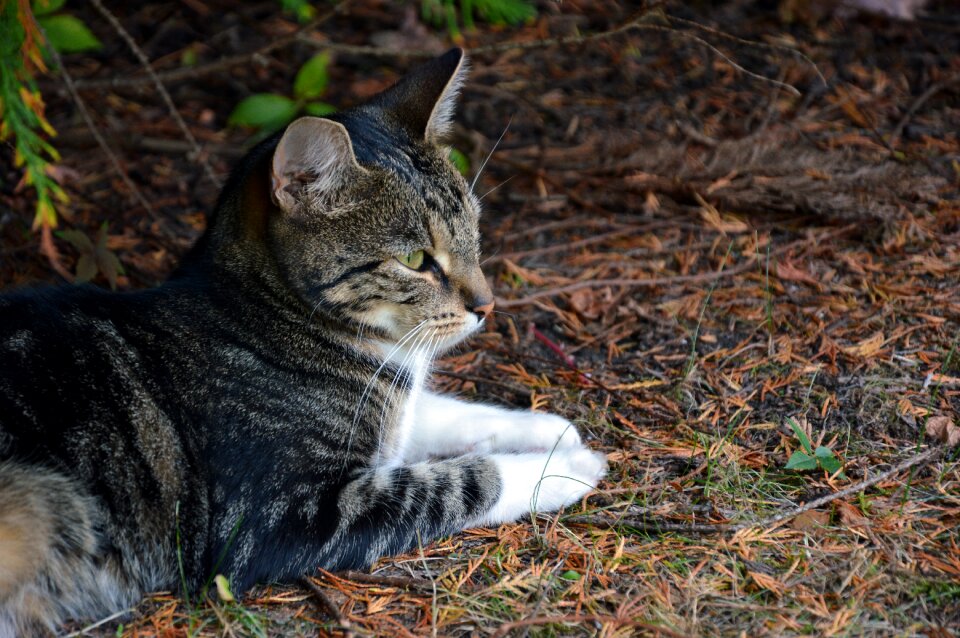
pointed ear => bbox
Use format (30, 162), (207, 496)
(372, 47), (467, 143)
(271, 117), (363, 213)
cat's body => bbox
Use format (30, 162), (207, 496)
(0, 49), (605, 636)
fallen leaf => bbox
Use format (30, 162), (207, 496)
(926, 415), (960, 447)
(791, 510), (829, 532)
(836, 500), (869, 528)
(843, 331), (885, 358)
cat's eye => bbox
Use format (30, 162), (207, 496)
(396, 250), (425, 270)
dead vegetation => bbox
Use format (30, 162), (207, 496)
(1, 0), (957, 636)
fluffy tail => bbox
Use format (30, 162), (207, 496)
(0, 462), (130, 637)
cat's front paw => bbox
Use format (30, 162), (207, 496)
(471, 448), (608, 526)
(473, 411), (583, 455)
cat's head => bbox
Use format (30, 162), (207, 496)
(266, 48), (492, 356)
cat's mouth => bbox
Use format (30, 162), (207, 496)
(373, 312), (483, 364)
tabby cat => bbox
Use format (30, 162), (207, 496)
(0, 48), (606, 635)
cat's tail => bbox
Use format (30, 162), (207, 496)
(0, 461), (128, 637)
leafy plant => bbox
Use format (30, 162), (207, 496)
(56, 224), (125, 289)
(421, 0), (536, 41)
(33, 0), (102, 54)
(280, 0), (316, 23)
(228, 52), (335, 134)
(448, 147), (470, 175)
(784, 417), (845, 477)
(0, 0), (101, 236)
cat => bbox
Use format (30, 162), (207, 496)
(0, 48), (606, 636)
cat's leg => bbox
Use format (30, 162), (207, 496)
(403, 392), (585, 462)
(227, 448), (606, 589)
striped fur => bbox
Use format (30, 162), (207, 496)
(0, 48), (604, 635)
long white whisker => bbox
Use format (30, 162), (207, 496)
(374, 327), (434, 465)
(479, 175), (515, 201)
(470, 116), (512, 192)
(348, 321), (427, 457)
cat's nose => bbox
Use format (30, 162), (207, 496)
(467, 298), (495, 322)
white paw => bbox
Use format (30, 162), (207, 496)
(472, 411), (583, 455)
(469, 448), (607, 527)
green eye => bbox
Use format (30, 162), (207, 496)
(396, 250), (425, 270)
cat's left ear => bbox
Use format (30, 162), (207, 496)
(372, 47), (467, 143)
(271, 117), (363, 213)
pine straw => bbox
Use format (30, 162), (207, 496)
(33, 1), (960, 636)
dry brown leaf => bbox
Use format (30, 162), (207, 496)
(843, 331), (885, 358)
(776, 258), (821, 287)
(791, 510), (829, 532)
(836, 500), (869, 528)
(925, 415), (960, 447)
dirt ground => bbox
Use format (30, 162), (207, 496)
(2, 0), (959, 636)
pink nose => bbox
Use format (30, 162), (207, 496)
(469, 299), (494, 321)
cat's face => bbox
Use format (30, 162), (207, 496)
(267, 49), (493, 355)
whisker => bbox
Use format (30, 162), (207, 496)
(348, 321), (427, 458)
(479, 175), (515, 201)
(470, 115), (512, 192)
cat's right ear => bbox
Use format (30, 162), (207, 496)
(271, 117), (363, 213)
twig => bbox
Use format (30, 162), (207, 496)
(741, 446), (942, 532)
(88, 0), (221, 188)
(568, 446), (943, 537)
(63, 607), (135, 637)
(565, 514), (730, 535)
(71, 1), (352, 91)
(666, 14), (827, 87)
(890, 72), (960, 144)
(491, 613), (688, 638)
(298, 11), (802, 95)
(496, 225), (856, 308)
(41, 27), (157, 222)
(336, 569), (435, 592)
(301, 575), (354, 638)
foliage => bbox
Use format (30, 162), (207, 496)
(56, 224), (125, 289)
(448, 147), (470, 175)
(0, 0), (101, 232)
(421, 0), (536, 41)
(784, 417), (845, 477)
(228, 52), (335, 135)
(279, 0), (315, 23)
(34, 0), (102, 54)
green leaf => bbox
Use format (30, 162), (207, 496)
(294, 52), (331, 100)
(559, 570), (580, 581)
(474, 0), (536, 26)
(785, 451), (818, 471)
(75, 253), (97, 283)
(32, 0), (67, 16)
(214, 574), (235, 602)
(448, 147), (470, 175)
(814, 446), (843, 475)
(55, 229), (93, 252)
(39, 15), (102, 53)
(303, 101), (336, 117)
(786, 417), (813, 454)
(228, 94), (298, 130)
(94, 224), (124, 290)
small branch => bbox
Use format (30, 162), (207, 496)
(496, 225), (856, 308)
(567, 446), (944, 537)
(70, 1), (352, 91)
(565, 514), (730, 535)
(336, 569), (435, 592)
(491, 613), (688, 638)
(301, 575), (354, 638)
(740, 446), (942, 532)
(42, 29), (157, 222)
(890, 72), (960, 145)
(88, 0), (221, 188)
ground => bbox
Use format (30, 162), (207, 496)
(1, 0), (959, 636)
